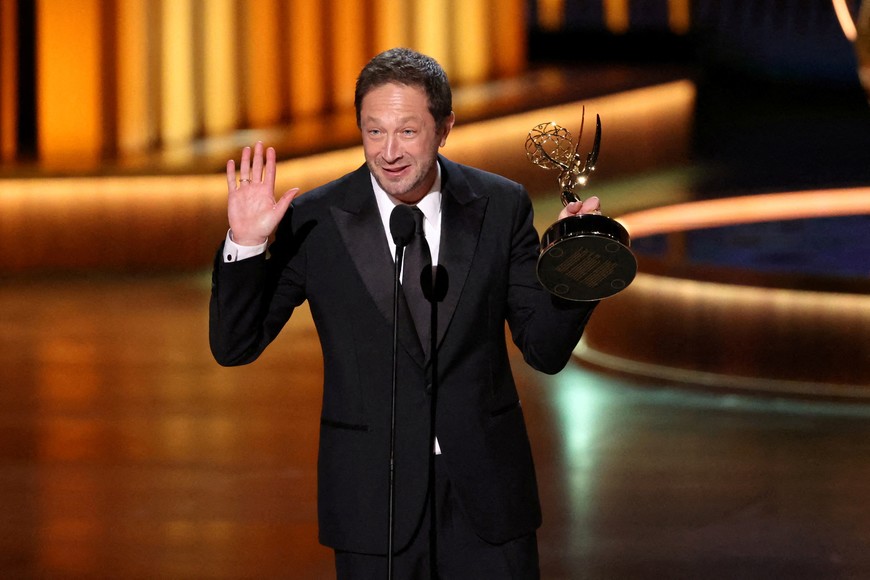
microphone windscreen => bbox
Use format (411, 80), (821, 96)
(389, 204), (416, 247)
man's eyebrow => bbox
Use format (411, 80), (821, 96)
(363, 114), (424, 125)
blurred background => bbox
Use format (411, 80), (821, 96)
(1, 1), (869, 578)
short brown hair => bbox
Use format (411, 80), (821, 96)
(354, 48), (453, 129)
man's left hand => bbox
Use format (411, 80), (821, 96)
(558, 196), (601, 220)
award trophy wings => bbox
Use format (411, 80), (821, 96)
(526, 109), (637, 301)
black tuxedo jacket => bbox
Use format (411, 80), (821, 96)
(210, 155), (596, 554)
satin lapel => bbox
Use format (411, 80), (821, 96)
(435, 158), (488, 351)
(330, 168), (425, 365)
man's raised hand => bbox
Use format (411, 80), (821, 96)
(226, 142), (299, 246)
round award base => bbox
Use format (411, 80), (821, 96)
(537, 214), (637, 301)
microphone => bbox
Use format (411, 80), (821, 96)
(389, 204), (416, 248)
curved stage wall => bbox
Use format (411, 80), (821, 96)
(577, 189), (870, 398)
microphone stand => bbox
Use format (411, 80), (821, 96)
(424, 264), (444, 579)
(387, 204), (414, 580)
(388, 241), (404, 580)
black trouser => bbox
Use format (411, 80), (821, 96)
(334, 456), (540, 580)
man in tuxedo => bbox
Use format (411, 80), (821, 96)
(210, 48), (601, 579)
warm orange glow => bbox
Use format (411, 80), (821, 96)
(492, 0), (527, 78)
(1, 0), (17, 160)
(287, 0), (327, 118)
(603, 0), (630, 34)
(37, 0), (104, 161)
(667, 0), (692, 34)
(14, 0), (531, 165)
(117, 0), (156, 154)
(372, 0), (411, 53)
(537, 0), (565, 31)
(451, 0), (489, 85)
(618, 188), (870, 238)
(414, 0), (451, 72)
(244, 0), (283, 127)
(160, 0), (197, 146)
(203, 0), (240, 135)
(331, 0), (368, 110)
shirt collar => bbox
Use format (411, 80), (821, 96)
(370, 162), (442, 228)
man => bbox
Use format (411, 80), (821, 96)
(210, 48), (600, 579)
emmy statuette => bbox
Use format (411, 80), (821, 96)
(526, 110), (637, 301)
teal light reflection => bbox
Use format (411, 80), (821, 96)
(545, 363), (617, 532)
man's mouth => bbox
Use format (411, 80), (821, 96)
(381, 165), (409, 177)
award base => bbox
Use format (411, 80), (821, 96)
(537, 214), (637, 301)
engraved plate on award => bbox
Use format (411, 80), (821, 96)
(526, 110), (637, 301)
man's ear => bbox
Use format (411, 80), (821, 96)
(439, 112), (456, 147)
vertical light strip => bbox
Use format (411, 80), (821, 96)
(287, 0), (327, 118)
(330, 0), (367, 110)
(667, 0), (691, 34)
(537, 0), (565, 31)
(413, 0), (451, 72)
(37, 0), (103, 161)
(201, 0), (238, 135)
(371, 0), (410, 53)
(603, 0), (630, 34)
(117, 0), (156, 154)
(452, 0), (489, 85)
(0, 0), (17, 160)
(492, 0), (527, 78)
(161, 0), (196, 146)
(243, 0), (283, 127)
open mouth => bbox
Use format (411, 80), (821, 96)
(382, 165), (409, 177)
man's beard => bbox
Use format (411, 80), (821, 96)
(369, 158), (436, 202)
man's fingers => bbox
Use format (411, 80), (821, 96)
(276, 188), (300, 213)
(239, 146), (252, 182)
(252, 142), (265, 183)
(581, 196), (601, 214)
(226, 160), (237, 191)
(264, 146), (277, 186)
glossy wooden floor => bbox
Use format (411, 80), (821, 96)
(2, 272), (870, 579)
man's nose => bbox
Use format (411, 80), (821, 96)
(383, 135), (402, 162)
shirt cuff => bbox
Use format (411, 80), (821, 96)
(223, 230), (268, 263)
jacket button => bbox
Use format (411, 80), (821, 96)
(425, 382), (433, 394)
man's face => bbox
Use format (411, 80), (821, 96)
(360, 83), (454, 205)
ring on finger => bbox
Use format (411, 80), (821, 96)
(240, 178), (252, 183)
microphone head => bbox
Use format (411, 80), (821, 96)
(389, 204), (416, 247)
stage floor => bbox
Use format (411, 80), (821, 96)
(1, 272), (869, 579)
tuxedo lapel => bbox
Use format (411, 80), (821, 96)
(436, 157), (488, 351)
(330, 166), (426, 365)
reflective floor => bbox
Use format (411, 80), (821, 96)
(2, 273), (870, 579)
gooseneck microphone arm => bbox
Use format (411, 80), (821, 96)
(387, 204), (415, 580)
